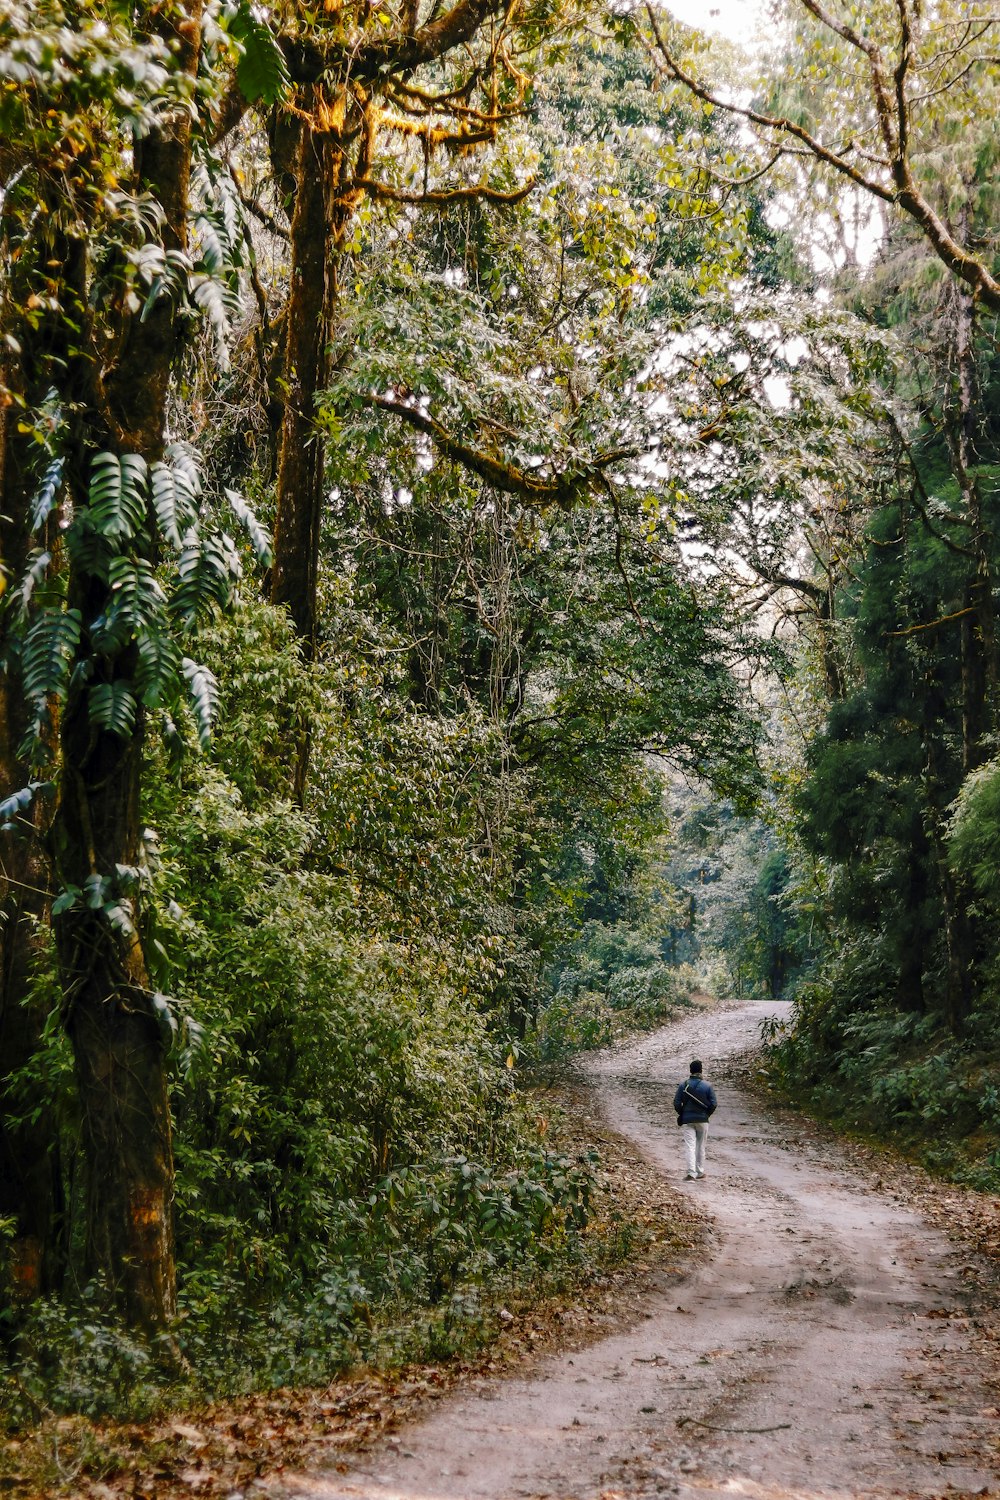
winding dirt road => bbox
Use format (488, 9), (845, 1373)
(268, 1001), (999, 1500)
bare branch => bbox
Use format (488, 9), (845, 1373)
(356, 175), (535, 206)
(227, 162), (290, 241)
(644, 1), (1000, 312)
(385, 75), (524, 123)
(366, 394), (641, 507)
(644, 3), (899, 204)
(887, 605), (977, 636)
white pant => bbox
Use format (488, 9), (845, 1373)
(681, 1121), (708, 1176)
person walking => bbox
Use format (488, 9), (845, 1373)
(674, 1059), (716, 1180)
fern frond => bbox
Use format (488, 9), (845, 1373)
(135, 628), (182, 708)
(88, 680), (138, 738)
(22, 608), (82, 704)
(164, 442), (203, 496)
(229, 7), (290, 106)
(158, 708), (186, 762)
(140, 246), (194, 321)
(170, 532), (240, 627)
(0, 781), (49, 831)
(30, 456), (64, 532)
(181, 657), (218, 749)
(14, 549), (54, 614)
(90, 557), (169, 654)
(190, 273), (232, 329)
(190, 149), (251, 276)
(150, 457), (200, 550)
(131, 241), (166, 286)
(88, 452), (148, 541)
(195, 215), (228, 276)
(225, 487), (273, 567)
(214, 168), (245, 261)
(66, 511), (115, 580)
(189, 272), (237, 367)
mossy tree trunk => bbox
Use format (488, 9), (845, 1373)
(47, 0), (205, 1334)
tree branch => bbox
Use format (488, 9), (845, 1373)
(365, 394), (640, 508)
(644, 1), (1000, 312)
(887, 605), (977, 637)
(228, 163), (289, 240)
(356, 175), (535, 206)
(284, 0), (508, 85)
(209, 72), (251, 146)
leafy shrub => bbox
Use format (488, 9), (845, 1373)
(1, 1291), (168, 1426)
(163, 1145), (595, 1391)
(764, 946), (1000, 1189)
(949, 755), (1000, 907)
(532, 991), (616, 1059)
(531, 919), (692, 1059)
(0, 586), (660, 1418)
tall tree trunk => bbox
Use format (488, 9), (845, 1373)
(0, 240), (69, 1301)
(934, 223), (989, 1027)
(270, 110), (338, 658)
(949, 225), (995, 771)
(56, 714), (176, 1327)
(270, 94), (365, 800)
(0, 393), (61, 1302)
(49, 0), (204, 1333)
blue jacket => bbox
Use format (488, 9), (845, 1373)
(674, 1075), (716, 1125)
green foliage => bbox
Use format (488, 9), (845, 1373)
(765, 952), (1000, 1191)
(949, 756), (1000, 907)
(225, 488), (273, 569)
(19, 608), (81, 711)
(11, 0), (954, 1427)
(88, 680), (137, 738)
(225, 4), (291, 107)
(3, 438), (261, 777)
(87, 453), (149, 542)
(0, 0), (184, 149)
(1, 1293), (165, 1426)
(532, 842), (699, 1059)
(150, 455), (200, 551)
(179, 658), (219, 750)
(128, 601), (591, 1351)
(0, 581), (617, 1413)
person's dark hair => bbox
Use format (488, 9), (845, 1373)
(690, 1059), (702, 1074)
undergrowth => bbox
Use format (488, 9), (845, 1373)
(0, 1144), (597, 1431)
(0, 1090), (676, 1499)
(529, 920), (699, 1060)
(760, 971), (1000, 1192)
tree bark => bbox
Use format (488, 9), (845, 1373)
(270, 111), (339, 657)
(48, 0), (204, 1333)
(56, 718), (177, 1327)
(0, 192), (80, 1299)
(950, 275), (995, 771)
(0, 386), (61, 1303)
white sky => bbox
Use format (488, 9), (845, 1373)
(666, 0), (884, 270)
(665, 0), (763, 45)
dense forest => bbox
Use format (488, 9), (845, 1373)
(1, 0), (998, 1430)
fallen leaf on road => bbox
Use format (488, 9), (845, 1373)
(171, 1426), (207, 1447)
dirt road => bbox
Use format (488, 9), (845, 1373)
(267, 1001), (999, 1500)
